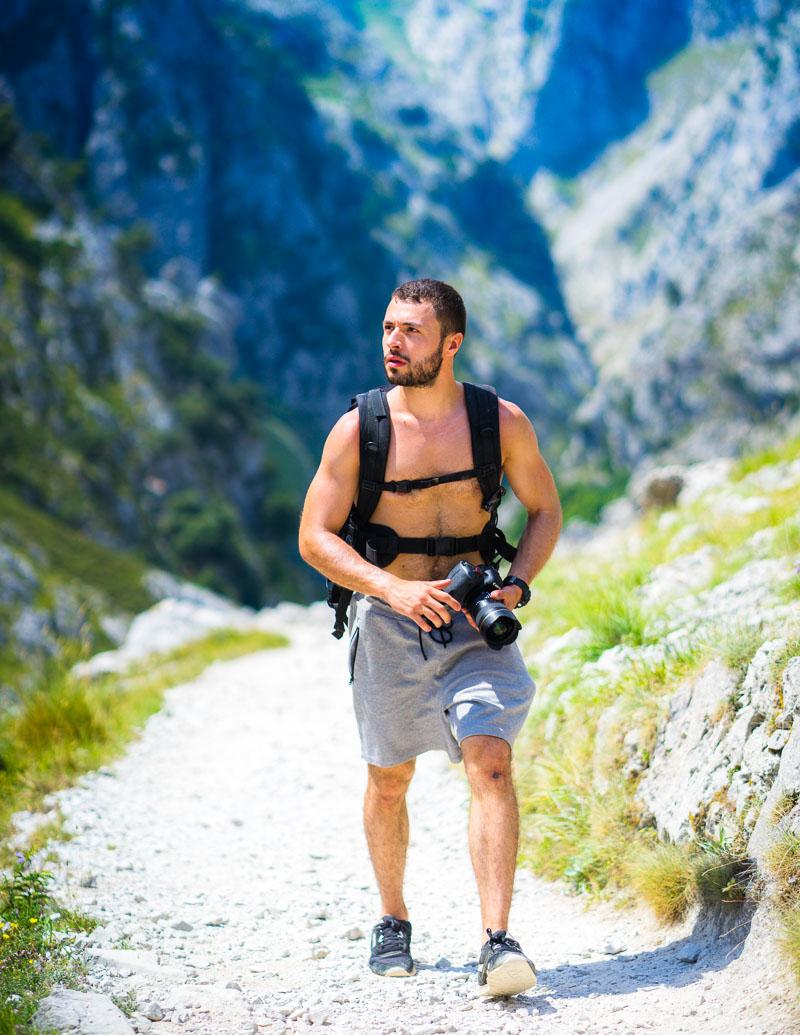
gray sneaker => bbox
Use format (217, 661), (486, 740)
(368, 915), (416, 977)
(477, 928), (537, 997)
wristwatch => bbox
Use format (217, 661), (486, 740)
(502, 575), (531, 609)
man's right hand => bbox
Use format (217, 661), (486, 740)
(382, 578), (461, 632)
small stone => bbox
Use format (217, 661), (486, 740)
(79, 872), (98, 888)
(308, 1008), (331, 1025)
(768, 728), (791, 752)
(205, 916), (227, 926)
(602, 942), (626, 955)
(143, 1001), (165, 1021)
(172, 920), (193, 932)
(677, 942), (701, 963)
(311, 946), (330, 959)
(434, 956), (451, 969)
(344, 926), (365, 940)
(225, 981), (242, 991)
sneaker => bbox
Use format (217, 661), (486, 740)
(368, 915), (416, 977)
(477, 928), (537, 997)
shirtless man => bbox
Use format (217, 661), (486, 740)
(298, 279), (562, 996)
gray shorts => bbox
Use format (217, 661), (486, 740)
(346, 593), (536, 768)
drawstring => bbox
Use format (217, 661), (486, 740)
(430, 624), (454, 647)
(418, 622), (454, 660)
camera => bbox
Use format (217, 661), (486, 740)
(445, 560), (521, 650)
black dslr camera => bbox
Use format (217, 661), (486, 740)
(445, 560), (521, 651)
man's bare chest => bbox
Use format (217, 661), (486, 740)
(369, 414), (486, 534)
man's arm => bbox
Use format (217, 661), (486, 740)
(492, 400), (563, 609)
(298, 410), (461, 631)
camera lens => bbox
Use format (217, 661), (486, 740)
(472, 599), (521, 650)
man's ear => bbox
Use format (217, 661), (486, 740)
(446, 332), (463, 358)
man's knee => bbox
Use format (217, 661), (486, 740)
(366, 759), (416, 805)
(462, 735), (513, 789)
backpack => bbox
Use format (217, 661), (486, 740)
(326, 382), (517, 638)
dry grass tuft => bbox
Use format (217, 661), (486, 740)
(625, 842), (697, 924)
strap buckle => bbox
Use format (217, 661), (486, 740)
(426, 536), (457, 555)
(393, 480), (413, 494)
(482, 485), (505, 512)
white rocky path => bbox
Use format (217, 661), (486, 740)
(38, 606), (789, 1035)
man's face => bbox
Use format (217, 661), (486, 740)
(382, 298), (446, 388)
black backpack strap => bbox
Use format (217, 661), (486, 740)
(463, 382), (503, 512)
(354, 387), (391, 524)
(327, 387), (390, 638)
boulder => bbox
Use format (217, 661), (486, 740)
(630, 465), (685, 510)
(33, 988), (134, 1034)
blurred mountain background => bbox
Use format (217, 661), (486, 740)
(1, 0), (798, 675)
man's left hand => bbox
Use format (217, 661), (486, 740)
(490, 585), (523, 610)
(462, 585), (523, 632)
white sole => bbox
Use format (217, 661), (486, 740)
(478, 955), (537, 997)
(371, 963), (417, 978)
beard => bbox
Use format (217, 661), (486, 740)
(385, 341), (444, 387)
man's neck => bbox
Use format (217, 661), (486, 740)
(390, 375), (463, 423)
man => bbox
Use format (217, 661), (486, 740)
(298, 279), (562, 997)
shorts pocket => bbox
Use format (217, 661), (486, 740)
(348, 626), (360, 685)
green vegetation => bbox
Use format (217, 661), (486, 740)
(625, 842), (697, 923)
(515, 428), (800, 932)
(716, 621), (764, 685)
(732, 433), (800, 480)
(0, 853), (97, 1033)
(0, 490), (154, 617)
(557, 471), (630, 525)
(765, 831), (800, 983)
(0, 626), (287, 864)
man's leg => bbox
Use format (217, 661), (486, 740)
(461, 735), (518, 937)
(363, 758), (416, 919)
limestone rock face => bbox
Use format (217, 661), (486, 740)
(637, 661), (742, 841)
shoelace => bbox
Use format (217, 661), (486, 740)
(486, 927), (521, 952)
(374, 918), (409, 955)
(417, 621), (454, 661)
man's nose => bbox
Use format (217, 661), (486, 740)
(385, 327), (403, 345)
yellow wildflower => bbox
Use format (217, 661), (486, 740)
(29, 917), (38, 924)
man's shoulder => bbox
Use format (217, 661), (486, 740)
(326, 406), (360, 453)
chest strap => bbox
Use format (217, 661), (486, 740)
(363, 465), (493, 495)
(365, 532), (482, 565)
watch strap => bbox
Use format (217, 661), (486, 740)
(502, 575), (530, 608)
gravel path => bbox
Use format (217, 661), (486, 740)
(44, 607), (791, 1034)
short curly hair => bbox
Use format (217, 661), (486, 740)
(391, 278), (467, 340)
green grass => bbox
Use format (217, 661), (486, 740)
(732, 433), (800, 480)
(0, 489), (155, 616)
(0, 626), (287, 864)
(716, 621), (765, 685)
(0, 853), (96, 1032)
(765, 832), (800, 898)
(778, 902), (800, 985)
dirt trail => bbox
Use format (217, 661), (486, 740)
(45, 608), (789, 1034)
